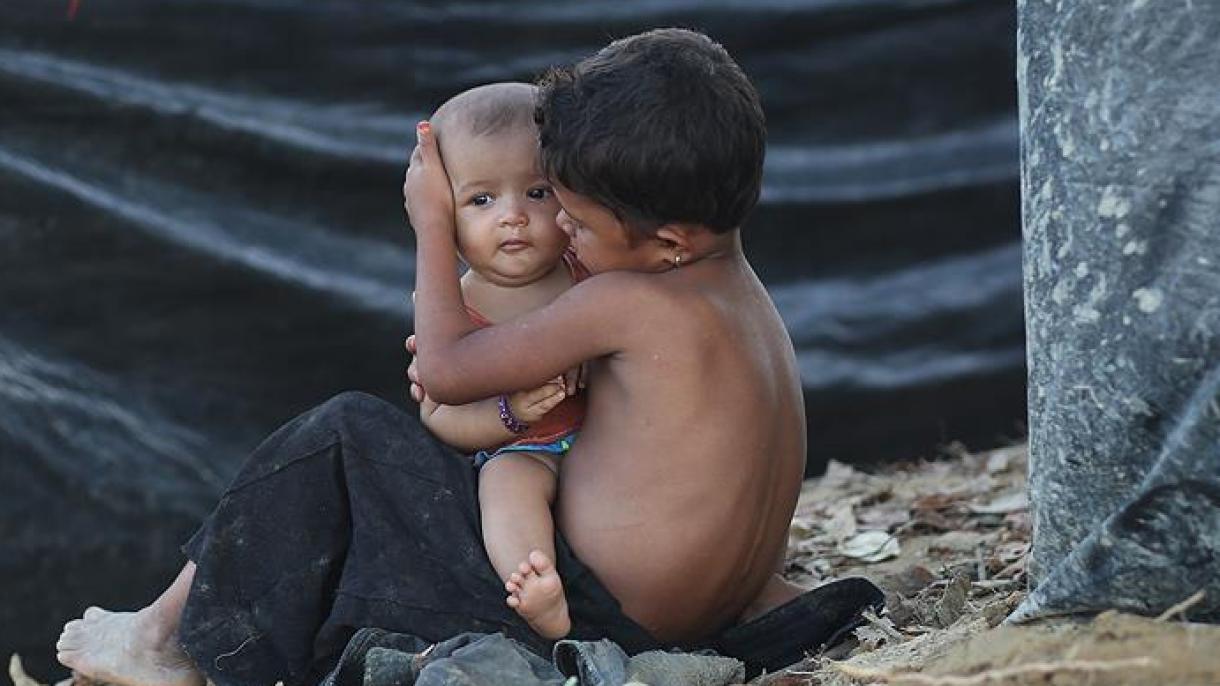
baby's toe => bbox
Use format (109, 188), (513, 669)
(527, 550), (556, 574)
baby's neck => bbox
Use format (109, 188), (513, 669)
(460, 262), (571, 324)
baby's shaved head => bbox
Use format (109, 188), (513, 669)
(431, 82), (538, 155)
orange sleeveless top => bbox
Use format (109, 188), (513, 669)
(464, 250), (589, 447)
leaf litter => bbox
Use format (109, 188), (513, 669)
(756, 442), (1220, 686)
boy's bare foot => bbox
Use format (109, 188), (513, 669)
(504, 550), (571, 640)
(56, 606), (203, 686)
(737, 573), (807, 623)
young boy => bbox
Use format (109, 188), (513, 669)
(416, 82), (587, 639)
(406, 27), (816, 643)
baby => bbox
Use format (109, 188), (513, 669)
(413, 82), (581, 639)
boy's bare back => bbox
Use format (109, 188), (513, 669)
(557, 249), (805, 642)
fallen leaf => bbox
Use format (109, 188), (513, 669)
(929, 530), (991, 554)
(968, 492), (1028, 514)
(838, 530), (900, 562)
(856, 503), (911, 530)
(912, 492), (961, 511)
(931, 573), (972, 627)
(823, 502), (858, 541)
(9, 655), (44, 686)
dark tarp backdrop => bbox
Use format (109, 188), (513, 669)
(0, 0), (1021, 676)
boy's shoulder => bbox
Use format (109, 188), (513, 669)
(569, 268), (730, 334)
(571, 269), (682, 308)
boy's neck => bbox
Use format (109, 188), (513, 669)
(683, 227), (744, 267)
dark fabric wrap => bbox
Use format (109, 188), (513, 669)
(178, 392), (883, 684)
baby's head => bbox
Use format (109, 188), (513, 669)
(431, 83), (567, 287)
(535, 28), (765, 263)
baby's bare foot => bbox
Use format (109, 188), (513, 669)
(56, 606), (203, 686)
(505, 550), (571, 640)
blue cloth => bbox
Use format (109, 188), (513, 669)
(472, 432), (578, 469)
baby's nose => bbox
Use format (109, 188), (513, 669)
(499, 202), (528, 227)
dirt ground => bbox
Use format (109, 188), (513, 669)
(11, 444), (1219, 686)
(755, 443), (1220, 686)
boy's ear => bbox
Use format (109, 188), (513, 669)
(653, 223), (696, 268)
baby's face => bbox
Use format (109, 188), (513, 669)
(444, 127), (567, 286)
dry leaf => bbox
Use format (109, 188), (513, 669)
(9, 655), (45, 686)
(912, 492), (961, 511)
(838, 530), (900, 562)
(968, 492), (1028, 514)
(856, 503), (911, 530)
(823, 502), (859, 541)
(931, 574), (972, 627)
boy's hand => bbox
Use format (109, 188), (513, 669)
(403, 121), (455, 236)
(405, 334), (426, 403)
(508, 381), (567, 424)
(562, 363), (588, 395)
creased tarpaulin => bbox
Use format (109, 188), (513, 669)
(320, 629), (746, 686)
(1014, 0), (1220, 622)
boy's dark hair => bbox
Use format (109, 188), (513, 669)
(535, 28), (766, 236)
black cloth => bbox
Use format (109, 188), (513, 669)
(178, 392), (883, 686)
(320, 630), (747, 686)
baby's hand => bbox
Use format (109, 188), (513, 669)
(508, 381), (567, 424)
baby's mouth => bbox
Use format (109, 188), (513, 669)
(499, 239), (531, 252)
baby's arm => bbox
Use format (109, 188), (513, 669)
(419, 383), (567, 453)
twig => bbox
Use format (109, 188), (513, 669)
(993, 556), (1024, 580)
(1156, 589), (1206, 621)
(862, 608), (909, 643)
(832, 656), (1157, 684)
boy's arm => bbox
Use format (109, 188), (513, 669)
(404, 122), (648, 404)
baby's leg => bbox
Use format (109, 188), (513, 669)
(56, 562), (204, 686)
(479, 452), (571, 639)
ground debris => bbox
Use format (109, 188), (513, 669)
(758, 443), (1220, 685)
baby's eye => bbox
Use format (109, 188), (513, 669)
(527, 186), (552, 201)
(470, 193), (493, 207)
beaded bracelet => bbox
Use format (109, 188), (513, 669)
(497, 394), (529, 434)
